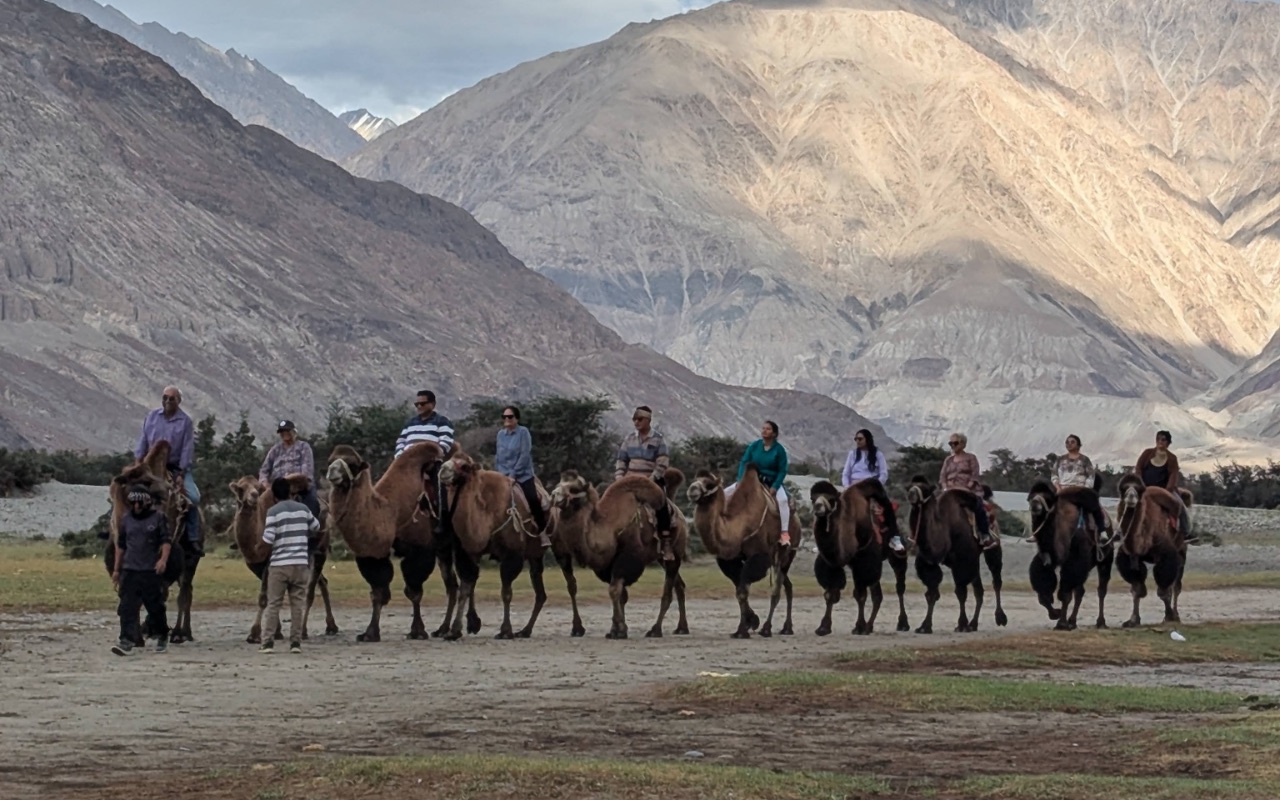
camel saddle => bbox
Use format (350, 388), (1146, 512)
(961, 502), (1000, 547)
(164, 470), (191, 538)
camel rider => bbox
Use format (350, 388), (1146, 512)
(1053, 434), (1111, 544)
(496, 405), (552, 549)
(258, 420), (320, 520)
(396, 390), (455, 535)
(725, 420), (793, 547)
(614, 405), (676, 560)
(1134, 429), (1195, 544)
(135, 385), (201, 555)
(840, 428), (905, 553)
(939, 432), (996, 549)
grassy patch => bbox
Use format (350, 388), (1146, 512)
(834, 622), (1280, 672)
(954, 773), (1278, 800)
(1154, 712), (1280, 783)
(668, 671), (1257, 715)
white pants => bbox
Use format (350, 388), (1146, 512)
(724, 483), (790, 533)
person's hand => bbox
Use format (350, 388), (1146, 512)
(155, 557), (168, 575)
(111, 570), (121, 593)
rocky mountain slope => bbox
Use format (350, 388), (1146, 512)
(347, 0), (1280, 464)
(340, 108), (398, 141)
(47, 0), (364, 161)
(0, 0), (886, 459)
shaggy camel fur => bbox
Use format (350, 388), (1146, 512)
(103, 441), (201, 645)
(686, 465), (798, 639)
(550, 468), (689, 639)
(227, 475), (338, 643)
(325, 442), (477, 642)
(906, 476), (1008, 634)
(1026, 482), (1115, 630)
(437, 449), (550, 640)
(1114, 474), (1191, 627)
(809, 480), (910, 636)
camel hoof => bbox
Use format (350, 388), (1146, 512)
(1055, 619), (1073, 631)
(466, 614), (483, 635)
(356, 631), (381, 643)
(995, 610), (1008, 627)
(1165, 613), (1181, 624)
(246, 634), (261, 644)
(571, 627), (586, 638)
(967, 621), (980, 633)
(853, 626), (871, 636)
(1096, 619), (1108, 630)
(815, 626), (832, 637)
(645, 628), (663, 639)
(746, 612), (761, 631)
(674, 625), (690, 636)
(406, 630), (430, 641)
(896, 619), (910, 633)
(730, 630), (751, 639)
(779, 624), (793, 636)
(1046, 608), (1062, 620)
(514, 629), (533, 639)
(442, 630), (462, 642)
(1121, 618), (1141, 629)
(325, 625), (340, 636)
(758, 627), (773, 638)
(605, 630), (628, 640)
(169, 634), (188, 645)
(915, 625), (932, 635)
(495, 630), (515, 641)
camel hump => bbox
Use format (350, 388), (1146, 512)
(660, 467), (684, 497)
(1057, 485), (1099, 507)
(1177, 487), (1194, 507)
(1027, 480), (1056, 500)
(284, 473), (312, 494)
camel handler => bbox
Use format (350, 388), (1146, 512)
(395, 390), (456, 536)
(614, 405), (676, 561)
(258, 477), (321, 654)
(134, 385), (202, 555)
(258, 419), (320, 519)
(495, 405), (552, 548)
(111, 484), (171, 656)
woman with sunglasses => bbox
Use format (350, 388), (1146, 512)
(840, 429), (905, 553)
(939, 432), (995, 548)
(495, 406), (551, 548)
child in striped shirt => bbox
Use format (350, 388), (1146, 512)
(259, 477), (320, 653)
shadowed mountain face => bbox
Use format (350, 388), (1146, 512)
(0, 0), (889, 458)
(347, 0), (1280, 463)
(47, 0), (364, 161)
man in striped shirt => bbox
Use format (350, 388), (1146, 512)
(259, 478), (320, 654)
(395, 390), (455, 458)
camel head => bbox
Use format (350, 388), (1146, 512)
(809, 480), (841, 519)
(686, 469), (723, 504)
(229, 476), (266, 510)
(439, 451), (478, 487)
(1026, 481), (1056, 522)
(906, 475), (934, 507)
(1118, 474), (1143, 514)
(326, 445), (368, 490)
(551, 470), (591, 510)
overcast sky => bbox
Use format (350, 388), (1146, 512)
(104, 0), (713, 122)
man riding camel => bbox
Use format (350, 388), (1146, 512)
(614, 405), (676, 560)
(395, 390), (455, 534)
(134, 385), (201, 555)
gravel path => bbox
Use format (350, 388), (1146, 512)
(0, 482), (109, 538)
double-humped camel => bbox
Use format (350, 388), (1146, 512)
(325, 442), (478, 642)
(436, 448), (554, 640)
(550, 468), (689, 639)
(103, 441), (202, 645)
(227, 475), (338, 643)
(1114, 474), (1192, 627)
(1026, 482), (1114, 630)
(686, 465), (799, 638)
(809, 480), (910, 636)
(905, 476), (1008, 634)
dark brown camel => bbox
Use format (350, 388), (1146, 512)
(102, 441), (202, 645)
(905, 476), (1008, 634)
(1026, 481), (1114, 630)
(809, 480), (910, 636)
(1114, 474), (1191, 627)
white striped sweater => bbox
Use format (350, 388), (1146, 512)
(395, 411), (455, 457)
(262, 501), (319, 567)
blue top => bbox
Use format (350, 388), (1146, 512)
(736, 439), (789, 491)
(495, 425), (535, 482)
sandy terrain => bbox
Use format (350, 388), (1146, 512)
(1, 585), (1275, 799)
(0, 482), (109, 539)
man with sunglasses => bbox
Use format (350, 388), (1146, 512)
(614, 405), (676, 560)
(134, 385), (201, 555)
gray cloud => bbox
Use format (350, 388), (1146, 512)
(105, 0), (712, 120)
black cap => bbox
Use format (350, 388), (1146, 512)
(277, 419), (296, 432)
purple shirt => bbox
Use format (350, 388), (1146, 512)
(135, 408), (195, 470)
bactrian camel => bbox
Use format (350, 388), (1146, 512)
(809, 480), (910, 636)
(550, 468), (689, 639)
(103, 440), (202, 645)
(228, 474), (338, 643)
(325, 442), (478, 642)
(686, 465), (798, 638)
(1026, 481), (1114, 631)
(1114, 474), (1192, 628)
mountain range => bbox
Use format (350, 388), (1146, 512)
(346, 0), (1280, 465)
(340, 109), (398, 141)
(0, 0), (887, 460)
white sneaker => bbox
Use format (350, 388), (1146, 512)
(889, 535), (905, 553)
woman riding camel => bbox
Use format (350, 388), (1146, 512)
(1133, 430), (1195, 543)
(724, 420), (792, 547)
(939, 432), (996, 549)
(1053, 434), (1110, 542)
(840, 428), (905, 553)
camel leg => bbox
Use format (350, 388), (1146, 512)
(983, 545), (1007, 627)
(759, 561), (784, 638)
(1153, 549), (1181, 624)
(1067, 587), (1085, 629)
(1095, 548), (1114, 629)
(891, 555), (910, 632)
(915, 559), (942, 635)
(605, 576), (628, 640)
(866, 581), (884, 633)
(558, 553), (585, 637)
(852, 581), (870, 636)
(495, 556), (525, 640)
(967, 574), (985, 633)
(813, 555), (845, 637)
(247, 567), (267, 644)
(780, 570), (795, 636)
(1030, 557), (1061, 621)
(434, 549), (459, 639)
(673, 569), (689, 635)
(647, 558), (680, 638)
(303, 549), (338, 639)
(446, 553), (480, 641)
(1118, 556), (1148, 628)
(400, 546), (435, 641)
(732, 575), (754, 639)
(355, 556), (394, 642)
(515, 556), (547, 638)
(816, 588), (838, 637)
(953, 577), (971, 633)
(172, 557), (198, 643)
(317, 570), (339, 636)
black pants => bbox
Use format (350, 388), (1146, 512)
(118, 570), (168, 643)
(653, 477), (672, 534)
(517, 478), (547, 533)
(299, 486), (321, 519)
(1069, 491), (1109, 534)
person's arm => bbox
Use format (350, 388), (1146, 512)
(434, 414), (456, 456)
(876, 451), (889, 484)
(112, 533), (125, 587)
(261, 510), (278, 549)
(614, 438), (629, 481)
(1166, 453), (1180, 491)
(179, 416), (195, 471)
(1134, 448), (1152, 480)
(517, 428), (534, 478)
(841, 451), (855, 488)
(394, 417), (411, 458)
(134, 413), (150, 460)
(258, 444), (276, 484)
(1082, 456), (1097, 488)
(301, 442), (315, 482)
(652, 434), (670, 481)
(772, 445), (789, 491)
(966, 454), (982, 493)
(938, 455), (951, 489)
(156, 541), (171, 575)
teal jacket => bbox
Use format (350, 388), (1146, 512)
(737, 439), (788, 491)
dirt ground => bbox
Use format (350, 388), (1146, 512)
(1, 584), (1276, 799)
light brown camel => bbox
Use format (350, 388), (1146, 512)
(325, 442), (477, 642)
(437, 449), (549, 640)
(103, 441), (202, 644)
(1114, 474), (1191, 627)
(227, 475), (338, 643)
(686, 465), (799, 638)
(550, 468), (689, 639)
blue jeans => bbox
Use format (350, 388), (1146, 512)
(182, 469), (200, 543)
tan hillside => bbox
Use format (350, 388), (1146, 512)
(347, 0), (1280, 463)
(0, 0), (888, 458)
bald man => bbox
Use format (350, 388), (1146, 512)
(135, 386), (201, 554)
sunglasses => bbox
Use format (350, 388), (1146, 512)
(414, 401), (430, 407)
(948, 441), (961, 447)
(162, 395), (178, 401)
(632, 417), (644, 422)
(502, 414), (515, 420)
